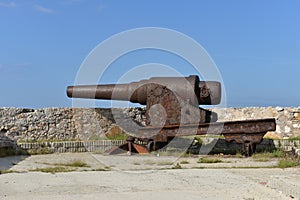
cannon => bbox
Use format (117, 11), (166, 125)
(67, 75), (276, 156)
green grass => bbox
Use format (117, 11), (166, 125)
(27, 148), (53, 155)
(144, 160), (174, 166)
(191, 166), (205, 169)
(30, 166), (75, 174)
(41, 160), (90, 168)
(235, 152), (244, 158)
(0, 169), (20, 174)
(39, 160), (90, 168)
(253, 157), (270, 162)
(252, 150), (285, 162)
(288, 136), (300, 141)
(251, 149), (299, 168)
(180, 160), (190, 164)
(277, 159), (299, 168)
(92, 167), (111, 171)
(62, 160), (89, 168)
(171, 163), (182, 169)
(105, 126), (129, 140)
(197, 157), (223, 163)
(271, 150), (285, 157)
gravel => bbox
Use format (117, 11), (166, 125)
(0, 153), (299, 200)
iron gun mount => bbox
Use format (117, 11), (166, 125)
(67, 75), (275, 156)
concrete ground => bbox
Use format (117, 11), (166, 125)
(0, 153), (299, 200)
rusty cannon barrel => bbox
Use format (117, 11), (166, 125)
(67, 75), (221, 105)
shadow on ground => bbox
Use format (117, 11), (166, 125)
(186, 138), (277, 155)
(0, 129), (29, 171)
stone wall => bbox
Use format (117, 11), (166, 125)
(1, 107), (300, 144)
(213, 107), (300, 139)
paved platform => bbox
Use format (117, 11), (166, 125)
(0, 153), (299, 200)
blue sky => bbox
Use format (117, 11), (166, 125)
(0, 0), (299, 108)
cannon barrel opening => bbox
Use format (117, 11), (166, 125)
(199, 81), (221, 105)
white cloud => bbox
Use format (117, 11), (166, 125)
(33, 5), (54, 13)
(0, 2), (16, 7)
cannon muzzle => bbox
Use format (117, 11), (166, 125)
(67, 83), (148, 104)
(67, 75), (221, 105)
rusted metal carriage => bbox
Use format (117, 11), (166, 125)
(67, 75), (276, 156)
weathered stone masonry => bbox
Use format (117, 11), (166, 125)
(213, 107), (300, 139)
(0, 107), (146, 144)
(1, 107), (300, 144)
(0, 107), (300, 155)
